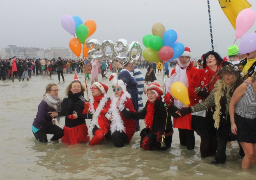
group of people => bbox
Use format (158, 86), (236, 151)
(31, 43), (256, 169)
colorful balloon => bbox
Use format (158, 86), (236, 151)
(163, 29), (177, 47)
(73, 16), (83, 30)
(174, 29), (179, 43)
(170, 82), (190, 106)
(76, 24), (89, 44)
(83, 41), (93, 58)
(171, 42), (185, 59)
(69, 38), (82, 57)
(142, 34), (152, 48)
(142, 48), (160, 63)
(84, 19), (97, 38)
(158, 46), (174, 61)
(239, 32), (256, 54)
(61, 15), (76, 35)
(149, 36), (163, 51)
(152, 23), (165, 39)
(235, 8), (255, 38)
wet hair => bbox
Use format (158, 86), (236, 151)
(65, 81), (85, 96)
(45, 83), (57, 94)
(203, 51), (223, 68)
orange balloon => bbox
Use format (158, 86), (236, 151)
(83, 41), (91, 58)
(69, 37), (82, 57)
(84, 19), (97, 38)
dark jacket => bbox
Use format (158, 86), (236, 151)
(55, 60), (64, 71)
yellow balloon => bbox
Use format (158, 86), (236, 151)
(170, 82), (190, 106)
(143, 48), (160, 63)
(152, 22), (165, 39)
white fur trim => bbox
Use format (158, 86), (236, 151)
(181, 51), (191, 57)
(151, 90), (159, 97)
(108, 91), (131, 134)
(147, 84), (163, 94)
(93, 82), (105, 94)
(88, 94), (108, 140)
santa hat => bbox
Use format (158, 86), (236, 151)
(181, 47), (192, 57)
(74, 73), (79, 81)
(93, 82), (108, 94)
(109, 73), (126, 91)
(146, 82), (163, 97)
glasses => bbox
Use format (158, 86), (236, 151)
(51, 89), (59, 92)
(147, 92), (155, 95)
(90, 87), (98, 91)
(113, 88), (122, 92)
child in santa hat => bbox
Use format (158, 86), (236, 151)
(83, 82), (111, 145)
(118, 82), (173, 150)
(105, 74), (136, 147)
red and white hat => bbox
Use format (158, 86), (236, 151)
(146, 82), (163, 97)
(93, 82), (108, 94)
(181, 47), (192, 57)
(74, 73), (79, 81)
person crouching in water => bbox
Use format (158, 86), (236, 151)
(106, 77), (136, 147)
(32, 83), (63, 143)
(118, 82), (173, 150)
(83, 82), (111, 145)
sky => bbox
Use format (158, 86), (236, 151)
(0, 0), (256, 59)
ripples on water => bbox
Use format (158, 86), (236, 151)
(0, 72), (256, 179)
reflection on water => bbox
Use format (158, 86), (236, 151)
(0, 71), (256, 179)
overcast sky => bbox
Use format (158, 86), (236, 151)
(0, 0), (256, 59)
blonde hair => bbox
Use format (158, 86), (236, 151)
(45, 83), (57, 94)
(65, 81), (85, 96)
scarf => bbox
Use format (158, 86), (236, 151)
(109, 91), (131, 134)
(88, 93), (108, 139)
(43, 93), (62, 122)
(144, 100), (155, 129)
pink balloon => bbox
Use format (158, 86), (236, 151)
(158, 46), (174, 61)
(174, 29), (179, 43)
(236, 8), (255, 38)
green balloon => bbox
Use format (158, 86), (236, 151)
(142, 34), (152, 48)
(76, 24), (89, 44)
(149, 35), (163, 51)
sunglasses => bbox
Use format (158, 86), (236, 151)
(90, 87), (98, 91)
(113, 87), (122, 92)
(51, 89), (59, 92)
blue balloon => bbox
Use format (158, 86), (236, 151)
(163, 29), (177, 47)
(171, 42), (185, 59)
(73, 16), (83, 30)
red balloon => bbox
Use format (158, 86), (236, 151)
(158, 46), (174, 61)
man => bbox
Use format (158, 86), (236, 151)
(40, 58), (46, 76)
(0, 59), (7, 81)
(132, 62), (144, 111)
(227, 45), (240, 65)
(100, 59), (107, 79)
(118, 61), (139, 131)
(55, 57), (65, 82)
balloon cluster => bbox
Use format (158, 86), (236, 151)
(61, 15), (97, 57)
(142, 23), (185, 63)
(235, 8), (256, 54)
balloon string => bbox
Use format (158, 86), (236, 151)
(207, 0), (214, 51)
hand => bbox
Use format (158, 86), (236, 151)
(72, 113), (78, 119)
(116, 100), (120, 107)
(49, 112), (58, 118)
(244, 78), (252, 84)
(177, 107), (192, 116)
(197, 87), (209, 98)
(168, 105), (181, 118)
(52, 119), (56, 125)
(231, 123), (237, 135)
(147, 73), (150, 76)
(108, 116), (113, 121)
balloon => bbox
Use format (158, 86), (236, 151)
(127, 41), (142, 63)
(170, 82), (190, 106)
(174, 29), (179, 43)
(69, 38), (82, 57)
(235, 8), (255, 38)
(84, 19), (97, 38)
(142, 34), (152, 48)
(163, 29), (177, 47)
(149, 36), (163, 51)
(239, 33), (256, 54)
(142, 48), (160, 63)
(152, 22), (165, 39)
(87, 39), (103, 60)
(171, 42), (185, 59)
(114, 39), (128, 61)
(83, 41), (93, 58)
(61, 15), (76, 35)
(102, 40), (115, 59)
(76, 24), (89, 44)
(73, 16), (83, 30)
(158, 46), (174, 61)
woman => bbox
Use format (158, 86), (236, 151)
(229, 72), (256, 169)
(91, 59), (99, 84)
(119, 82), (173, 150)
(178, 63), (243, 164)
(145, 62), (156, 83)
(55, 57), (64, 82)
(188, 51), (223, 157)
(32, 83), (63, 143)
(106, 79), (136, 147)
(165, 47), (198, 150)
(83, 82), (110, 145)
(53, 76), (89, 144)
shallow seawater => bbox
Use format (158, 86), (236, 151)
(0, 70), (255, 180)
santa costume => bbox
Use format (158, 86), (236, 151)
(83, 82), (111, 145)
(119, 82), (173, 151)
(106, 74), (136, 147)
(165, 47), (198, 150)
